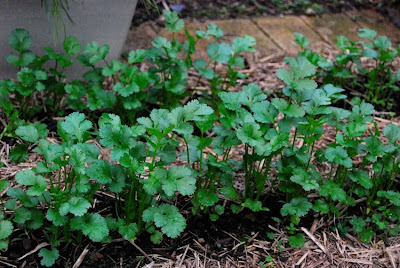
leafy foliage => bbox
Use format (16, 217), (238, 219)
(2, 14), (400, 265)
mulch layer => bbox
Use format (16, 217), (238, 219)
(1, 48), (400, 267)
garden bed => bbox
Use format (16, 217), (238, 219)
(1, 9), (400, 268)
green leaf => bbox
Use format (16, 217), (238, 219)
(276, 69), (294, 85)
(87, 160), (113, 184)
(26, 209), (44, 230)
(281, 197), (312, 217)
(209, 213), (219, 221)
(183, 99), (213, 122)
(99, 123), (135, 161)
(165, 166), (196, 196)
(294, 32), (309, 49)
(15, 169), (47, 196)
(0, 240), (9, 250)
(348, 170), (372, 189)
(197, 189), (219, 207)
(67, 146), (86, 174)
(59, 197), (91, 217)
(195, 114), (215, 134)
(35, 139), (64, 163)
(232, 35), (256, 54)
(207, 42), (232, 63)
(7, 188), (38, 208)
(243, 199), (262, 212)
(242, 83), (266, 106)
(251, 101), (278, 123)
(289, 233), (305, 248)
(32, 122), (49, 138)
(143, 204), (186, 239)
(215, 205), (225, 215)
(220, 186), (237, 199)
(9, 29), (32, 52)
(383, 124), (400, 144)
(15, 125), (39, 142)
(350, 217), (366, 232)
(296, 78), (317, 91)
(359, 102), (375, 115)
(35, 70), (47, 81)
(61, 112), (92, 142)
(194, 58), (214, 79)
(287, 56), (316, 79)
(377, 191), (400, 206)
(358, 28), (376, 40)
(206, 23), (224, 39)
(46, 208), (67, 226)
(0, 180), (10, 192)
(118, 221), (138, 240)
(163, 10), (184, 32)
(360, 227), (374, 242)
(83, 42), (109, 64)
(325, 147), (352, 168)
(63, 36), (81, 55)
(113, 82), (139, 97)
(236, 123), (263, 147)
(219, 91), (244, 111)
(230, 204), (242, 214)
(374, 36), (391, 51)
(362, 48), (378, 59)
(319, 181), (347, 202)
(6, 51), (35, 66)
(312, 200), (329, 213)
(128, 49), (146, 64)
(39, 248), (59, 267)
(290, 168), (319, 191)
(71, 213), (109, 242)
(272, 98), (305, 118)
(0, 220), (13, 240)
(17, 67), (35, 85)
(102, 60), (122, 76)
(4, 199), (16, 211)
(14, 207), (32, 225)
(150, 231), (163, 244)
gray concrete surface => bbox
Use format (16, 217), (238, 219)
(0, 0), (138, 79)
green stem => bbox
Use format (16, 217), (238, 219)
(306, 140), (316, 170)
(183, 136), (191, 167)
(199, 132), (204, 172)
(0, 124), (8, 140)
(256, 157), (272, 200)
(244, 144), (250, 198)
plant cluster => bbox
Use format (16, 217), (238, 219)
(294, 29), (400, 109)
(272, 0), (323, 14)
(1, 10), (400, 267)
(0, 9), (255, 140)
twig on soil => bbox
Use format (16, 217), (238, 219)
(128, 240), (153, 263)
(177, 245), (190, 267)
(295, 250), (309, 266)
(16, 242), (49, 262)
(0, 259), (17, 268)
(72, 245), (90, 268)
(301, 228), (331, 259)
(340, 258), (373, 265)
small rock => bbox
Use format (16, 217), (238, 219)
(306, 8), (316, 15)
(171, 4), (185, 12)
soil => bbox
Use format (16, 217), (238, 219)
(132, 0), (384, 26)
(3, 193), (315, 267)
